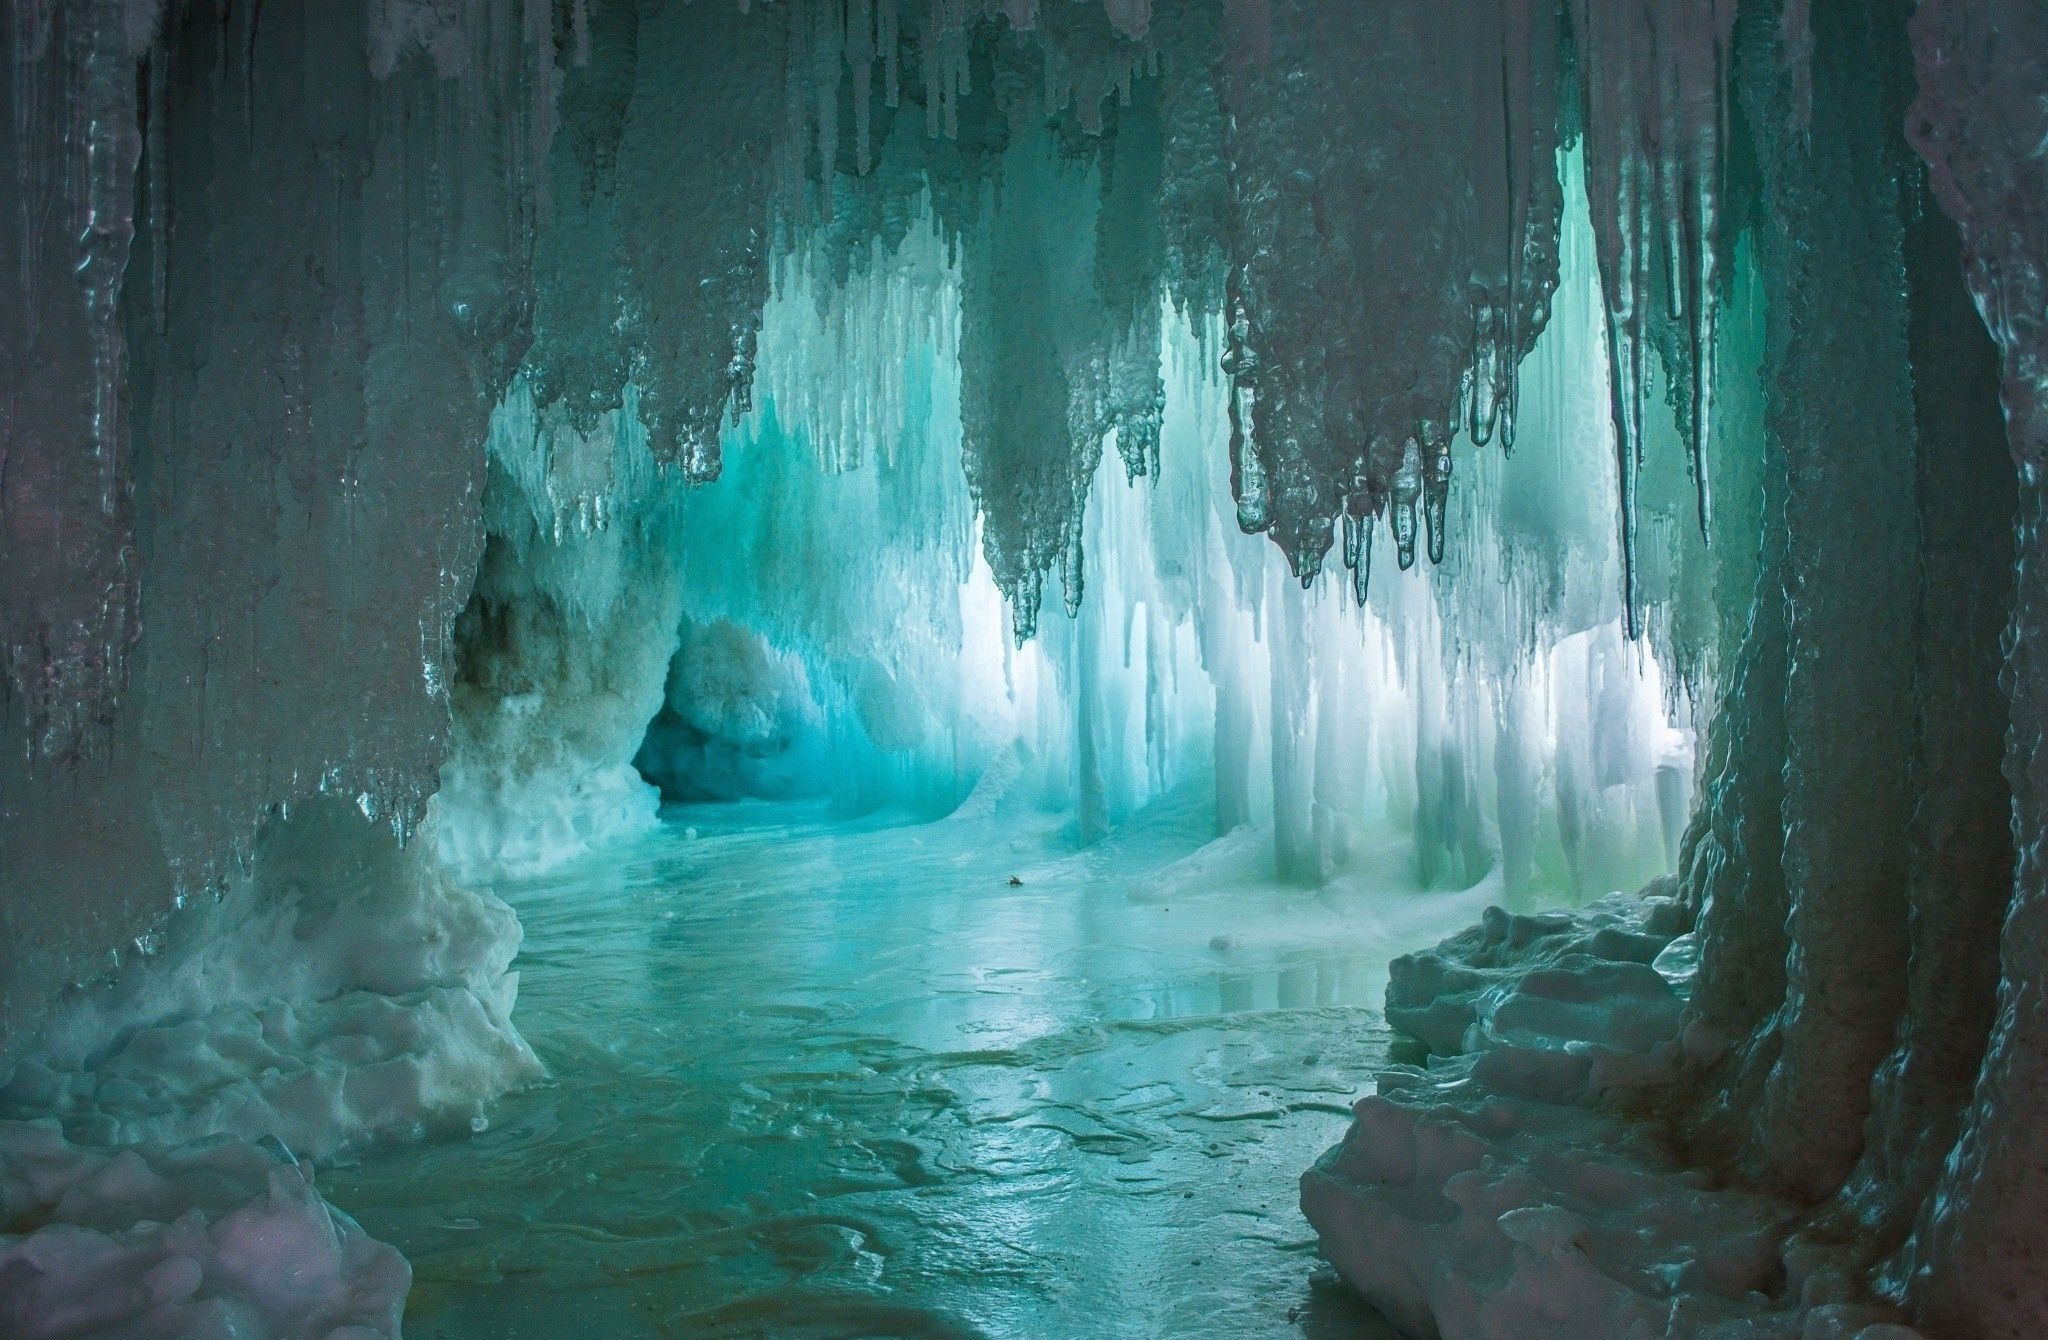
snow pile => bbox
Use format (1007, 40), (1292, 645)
(635, 619), (830, 803)
(0, 798), (537, 1337)
(3, 797), (540, 1161)
(1303, 892), (1927, 1339)
(0, 1121), (407, 1340)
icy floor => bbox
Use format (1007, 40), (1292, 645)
(326, 791), (1514, 1338)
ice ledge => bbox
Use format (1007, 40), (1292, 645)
(1303, 891), (1928, 1340)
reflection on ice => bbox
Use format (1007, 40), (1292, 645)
(328, 792), (1516, 1338)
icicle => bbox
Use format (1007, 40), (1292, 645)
(847, 0), (874, 175)
(1222, 298), (1270, 534)
(1342, 505), (1375, 607)
(1392, 439), (1421, 572)
(144, 32), (166, 334)
(879, 0), (900, 109)
(1422, 425), (1451, 565)
(1231, 395), (1268, 535)
(1571, 0), (1734, 628)
(812, 0), (842, 206)
(1061, 530), (1086, 618)
(1468, 303), (1504, 447)
(80, 0), (146, 515)
(1604, 292), (1643, 638)
(682, 431), (722, 485)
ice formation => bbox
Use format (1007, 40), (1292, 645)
(0, 799), (534, 1339)
(1, 0), (2046, 1337)
(1304, 4), (2048, 1338)
(0, 1120), (409, 1339)
(434, 379), (681, 880)
(1304, 888), (1934, 1338)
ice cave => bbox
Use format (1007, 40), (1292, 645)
(2, 1), (2045, 1337)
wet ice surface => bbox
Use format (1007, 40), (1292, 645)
(329, 793), (1505, 1338)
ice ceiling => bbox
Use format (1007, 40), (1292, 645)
(4, 0), (2048, 1337)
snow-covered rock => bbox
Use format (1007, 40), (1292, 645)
(1305, 893), (1928, 1340)
(0, 1120), (407, 1340)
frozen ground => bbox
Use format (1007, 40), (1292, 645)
(326, 790), (1523, 1338)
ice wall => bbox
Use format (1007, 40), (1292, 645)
(2, 4), (552, 1333)
(0, 0), (555, 1066)
(1895, 2), (2048, 1333)
(435, 380), (682, 880)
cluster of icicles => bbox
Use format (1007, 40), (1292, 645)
(10, 0), (2042, 767)
(773, 0), (1743, 646)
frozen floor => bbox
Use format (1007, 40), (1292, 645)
(326, 792), (1512, 1338)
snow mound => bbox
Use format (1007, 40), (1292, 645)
(0, 798), (538, 1339)
(3, 798), (541, 1162)
(1384, 884), (1689, 1058)
(1304, 892), (1929, 1340)
(0, 1120), (407, 1340)
(435, 755), (662, 884)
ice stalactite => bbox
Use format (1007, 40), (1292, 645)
(953, 83), (1170, 641)
(604, 0), (782, 481)
(956, 128), (1104, 641)
(1569, 0), (1736, 635)
(1214, 0), (1564, 584)
(1088, 74), (1168, 484)
(0, 1), (154, 760)
(1154, 0), (1228, 324)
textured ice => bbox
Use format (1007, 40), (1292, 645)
(2, 797), (538, 1160)
(0, 798), (531, 1340)
(1306, 893), (1929, 1339)
(0, 1120), (408, 1340)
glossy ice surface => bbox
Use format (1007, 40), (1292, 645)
(328, 794), (1508, 1338)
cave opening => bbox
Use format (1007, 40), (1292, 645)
(3, 2), (2045, 1338)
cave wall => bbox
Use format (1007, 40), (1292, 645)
(0, 0), (545, 1063)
